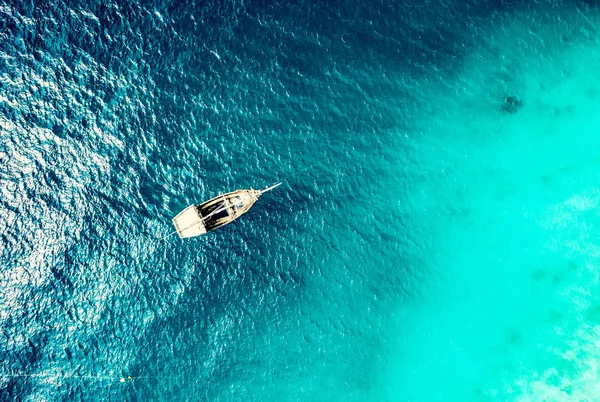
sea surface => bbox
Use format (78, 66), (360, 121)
(2, 0), (600, 400)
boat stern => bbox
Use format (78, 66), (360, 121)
(172, 205), (207, 238)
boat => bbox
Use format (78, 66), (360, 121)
(171, 182), (282, 238)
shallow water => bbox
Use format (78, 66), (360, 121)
(1, 0), (600, 400)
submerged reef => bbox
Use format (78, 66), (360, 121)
(500, 95), (524, 114)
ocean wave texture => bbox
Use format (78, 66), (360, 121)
(2, 0), (600, 401)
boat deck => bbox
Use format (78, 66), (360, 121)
(172, 205), (207, 238)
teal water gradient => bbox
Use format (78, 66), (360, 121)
(380, 7), (600, 400)
(2, 1), (600, 401)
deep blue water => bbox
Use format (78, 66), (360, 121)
(3, 0), (600, 400)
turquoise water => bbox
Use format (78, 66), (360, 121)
(382, 7), (600, 400)
(2, 0), (600, 400)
